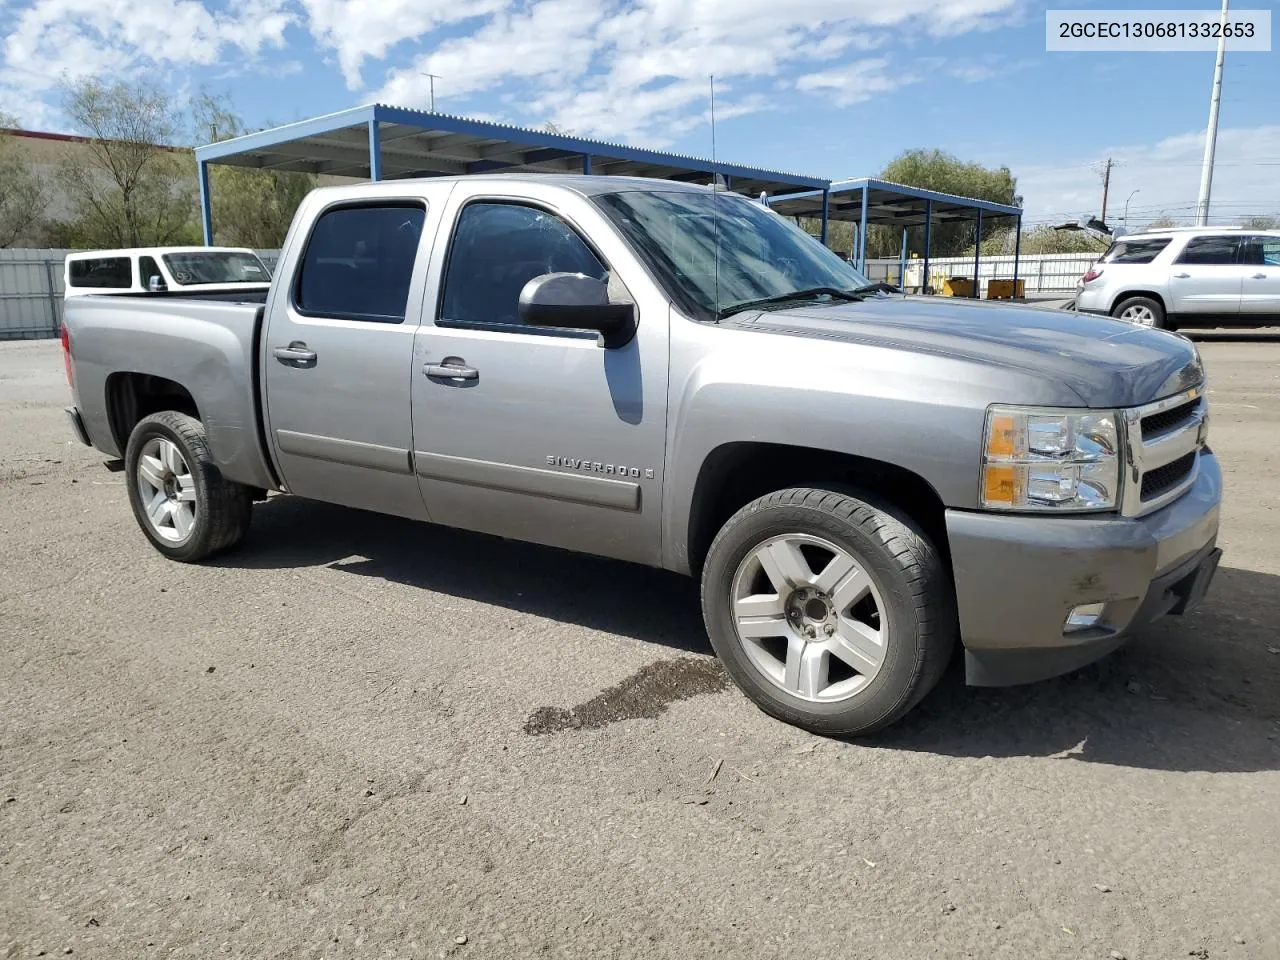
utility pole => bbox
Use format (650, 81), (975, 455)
(1196, 0), (1230, 225)
(1099, 157), (1114, 224)
(419, 73), (441, 112)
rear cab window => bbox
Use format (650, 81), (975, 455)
(68, 257), (134, 289)
(1100, 238), (1171, 264)
(294, 203), (427, 323)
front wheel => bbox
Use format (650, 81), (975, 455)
(701, 487), (955, 737)
(125, 411), (252, 562)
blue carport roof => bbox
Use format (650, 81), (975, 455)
(195, 103), (828, 198)
(767, 177), (1022, 226)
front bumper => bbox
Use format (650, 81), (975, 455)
(947, 450), (1222, 686)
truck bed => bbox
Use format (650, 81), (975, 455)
(64, 293), (277, 491)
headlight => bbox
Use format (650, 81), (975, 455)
(981, 406), (1121, 511)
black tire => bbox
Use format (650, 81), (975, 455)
(124, 411), (252, 562)
(1111, 295), (1166, 329)
(701, 487), (955, 737)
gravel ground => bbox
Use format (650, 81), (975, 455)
(1, 334), (1278, 960)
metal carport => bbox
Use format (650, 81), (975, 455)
(194, 103), (830, 244)
(767, 178), (1024, 297)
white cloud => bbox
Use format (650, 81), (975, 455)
(1013, 124), (1280, 228)
(369, 0), (1023, 141)
(0, 0), (292, 126)
(296, 0), (504, 88)
(795, 57), (919, 106)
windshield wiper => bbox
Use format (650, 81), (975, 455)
(848, 281), (900, 296)
(716, 286), (866, 320)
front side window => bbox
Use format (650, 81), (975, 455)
(295, 203), (426, 323)
(68, 257), (133, 289)
(594, 190), (871, 321)
(1176, 235), (1240, 266)
(1243, 236), (1280, 266)
(1101, 238), (1171, 264)
(162, 251), (270, 285)
(139, 256), (164, 289)
(440, 202), (607, 327)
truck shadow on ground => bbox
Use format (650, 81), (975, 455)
(223, 497), (1280, 774)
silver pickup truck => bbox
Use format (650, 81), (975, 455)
(61, 175), (1222, 736)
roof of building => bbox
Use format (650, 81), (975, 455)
(195, 103), (827, 199)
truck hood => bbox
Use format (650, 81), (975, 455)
(727, 294), (1202, 408)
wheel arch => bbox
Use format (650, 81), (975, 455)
(685, 441), (951, 579)
(1110, 290), (1167, 315)
(106, 372), (201, 454)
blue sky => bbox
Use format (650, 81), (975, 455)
(2, 0), (1276, 226)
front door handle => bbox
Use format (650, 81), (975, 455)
(1173, 272), (1191, 278)
(273, 342), (317, 368)
(424, 358), (479, 381)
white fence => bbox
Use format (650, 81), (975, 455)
(0, 248), (281, 341)
(864, 253), (1097, 296)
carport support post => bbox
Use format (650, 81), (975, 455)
(582, 155), (592, 174)
(922, 200), (933, 295)
(368, 118), (382, 182)
(899, 228), (907, 291)
(1013, 216), (1022, 299)
(197, 158), (213, 246)
(973, 210), (983, 299)
(820, 189), (830, 246)
(858, 186), (869, 273)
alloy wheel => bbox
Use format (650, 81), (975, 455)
(729, 533), (888, 702)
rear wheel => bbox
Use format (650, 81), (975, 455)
(1112, 295), (1166, 329)
(125, 411), (251, 562)
(701, 487), (955, 737)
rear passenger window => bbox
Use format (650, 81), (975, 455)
(1100, 238), (1171, 264)
(68, 257), (133, 288)
(440, 202), (607, 328)
(139, 256), (164, 289)
(295, 203), (426, 323)
(1176, 236), (1240, 265)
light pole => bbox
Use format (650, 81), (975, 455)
(419, 73), (441, 112)
(1195, 0), (1230, 225)
(1123, 189), (1140, 223)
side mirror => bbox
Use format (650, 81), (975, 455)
(148, 276), (167, 293)
(518, 273), (636, 349)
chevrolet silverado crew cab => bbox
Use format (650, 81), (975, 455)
(1075, 227), (1280, 330)
(60, 175), (1222, 736)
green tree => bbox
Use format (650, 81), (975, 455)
(0, 113), (50, 246)
(57, 78), (197, 247)
(973, 224), (1105, 257)
(1240, 215), (1279, 230)
(191, 93), (315, 248)
(1142, 216), (1179, 231)
(866, 149), (1019, 258)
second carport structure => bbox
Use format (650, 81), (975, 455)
(767, 177), (1024, 298)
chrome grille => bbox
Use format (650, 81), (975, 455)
(1141, 399), (1199, 440)
(1120, 387), (1206, 517)
(1141, 451), (1197, 501)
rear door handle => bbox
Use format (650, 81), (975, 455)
(1173, 272), (1191, 278)
(424, 359), (478, 381)
(1250, 273), (1267, 279)
(273, 342), (317, 368)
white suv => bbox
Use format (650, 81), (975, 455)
(1075, 227), (1280, 330)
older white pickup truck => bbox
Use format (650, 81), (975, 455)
(61, 175), (1221, 736)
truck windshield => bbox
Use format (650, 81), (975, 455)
(161, 252), (271, 286)
(594, 190), (871, 322)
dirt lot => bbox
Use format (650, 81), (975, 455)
(2, 334), (1278, 960)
